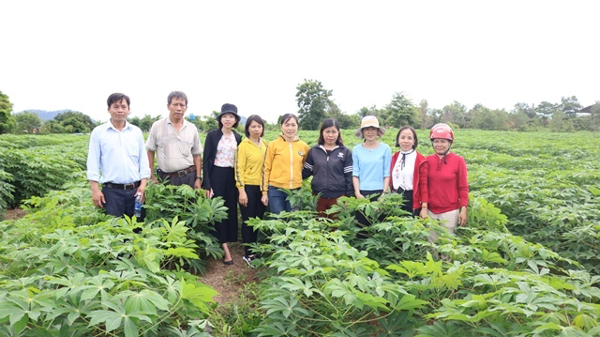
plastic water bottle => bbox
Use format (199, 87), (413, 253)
(134, 194), (142, 218)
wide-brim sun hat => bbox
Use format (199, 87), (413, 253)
(218, 103), (241, 122)
(355, 115), (386, 138)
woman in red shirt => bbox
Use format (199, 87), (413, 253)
(421, 123), (468, 236)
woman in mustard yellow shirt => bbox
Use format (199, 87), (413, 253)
(235, 115), (268, 265)
(261, 113), (309, 214)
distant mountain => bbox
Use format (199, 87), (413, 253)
(15, 109), (95, 122)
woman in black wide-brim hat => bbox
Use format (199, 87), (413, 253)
(203, 103), (242, 265)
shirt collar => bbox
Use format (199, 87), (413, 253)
(107, 120), (131, 131)
(166, 116), (187, 128)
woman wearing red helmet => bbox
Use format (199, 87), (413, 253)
(422, 123), (468, 238)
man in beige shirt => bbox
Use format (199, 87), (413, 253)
(146, 91), (202, 188)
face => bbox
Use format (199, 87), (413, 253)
(362, 126), (378, 140)
(432, 138), (451, 155)
(322, 126), (339, 146)
(220, 113), (236, 129)
(398, 129), (415, 151)
(107, 99), (130, 123)
(167, 97), (187, 122)
(248, 120), (263, 138)
(280, 118), (298, 139)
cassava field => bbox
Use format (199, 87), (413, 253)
(1, 129), (600, 337)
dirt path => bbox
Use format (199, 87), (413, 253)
(198, 242), (260, 304)
(4, 208), (27, 221)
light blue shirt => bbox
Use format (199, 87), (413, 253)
(352, 143), (391, 191)
(86, 121), (151, 184)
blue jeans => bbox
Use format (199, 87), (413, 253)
(268, 186), (292, 215)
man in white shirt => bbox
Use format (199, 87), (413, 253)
(86, 93), (151, 218)
(146, 91), (202, 188)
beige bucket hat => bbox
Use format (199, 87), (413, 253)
(355, 115), (386, 138)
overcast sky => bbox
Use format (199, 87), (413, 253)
(1, 0), (598, 123)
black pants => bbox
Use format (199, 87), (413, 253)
(102, 186), (145, 221)
(240, 185), (266, 256)
(397, 189), (421, 217)
(210, 166), (238, 244)
(355, 190), (383, 231)
(158, 169), (195, 188)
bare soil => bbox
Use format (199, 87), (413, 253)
(4, 208), (27, 221)
(198, 242), (259, 304)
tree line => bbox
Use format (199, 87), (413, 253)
(2, 86), (599, 135)
(294, 79), (600, 132)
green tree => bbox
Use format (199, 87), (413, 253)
(535, 101), (559, 123)
(549, 110), (575, 132)
(140, 114), (161, 132)
(559, 96), (582, 118)
(512, 102), (537, 119)
(384, 92), (417, 128)
(15, 111), (42, 134)
(419, 99), (431, 129)
(186, 115), (205, 130)
(54, 110), (96, 133)
(128, 116), (141, 128)
(201, 111), (220, 131)
(442, 101), (468, 128)
(329, 109), (360, 129)
(589, 102), (600, 131)
(356, 105), (383, 120)
(0, 91), (16, 134)
(296, 79), (336, 130)
(508, 111), (533, 131)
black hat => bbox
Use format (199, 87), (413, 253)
(218, 103), (240, 122)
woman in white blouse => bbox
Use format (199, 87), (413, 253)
(389, 126), (428, 217)
(202, 103), (242, 265)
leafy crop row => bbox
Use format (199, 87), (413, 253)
(245, 188), (600, 336)
(0, 180), (223, 336)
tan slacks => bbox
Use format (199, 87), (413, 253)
(428, 209), (459, 241)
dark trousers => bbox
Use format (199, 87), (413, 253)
(211, 166), (238, 244)
(102, 186), (144, 221)
(158, 169), (196, 188)
(240, 185), (266, 256)
(355, 190), (383, 230)
(397, 189), (421, 217)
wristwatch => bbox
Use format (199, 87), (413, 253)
(195, 176), (201, 180)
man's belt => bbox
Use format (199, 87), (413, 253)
(163, 166), (196, 178)
(104, 181), (141, 190)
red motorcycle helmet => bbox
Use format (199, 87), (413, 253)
(429, 123), (454, 141)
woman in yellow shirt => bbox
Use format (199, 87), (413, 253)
(235, 115), (268, 265)
(261, 113), (309, 214)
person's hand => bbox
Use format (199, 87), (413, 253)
(206, 188), (214, 198)
(151, 175), (158, 184)
(194, 179), (201, 190)
(239, 189), (248, 207)
(356, 193), (365, 199)
(92, 189), (105, 208)
(458, 208), (467, 226)
(136, 187), (146, 203)
(261, 194), (269, 206)
(420, 208), (428, 219)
